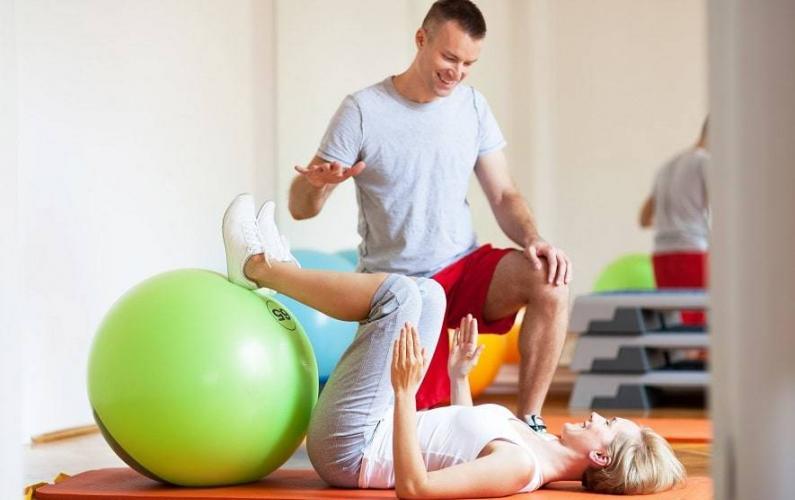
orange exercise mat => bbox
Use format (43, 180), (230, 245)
(541, 416), (712, 443)
(34, 468), (712, 500)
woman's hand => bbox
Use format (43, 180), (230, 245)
(391, 322), (428, 397)
(448, 314), (485, 380)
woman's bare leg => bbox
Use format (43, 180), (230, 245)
(244, 254), (388, 322)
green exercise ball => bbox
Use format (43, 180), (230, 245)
(87, 269), (318, 486)
(593, 253), (656, 292)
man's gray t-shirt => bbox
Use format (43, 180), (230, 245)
(651, 147), (710, 253)
(317, 77), (506, 277)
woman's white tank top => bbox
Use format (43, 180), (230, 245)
(358, 403), (544, 492)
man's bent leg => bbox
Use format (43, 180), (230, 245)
(483, 251), (569, 418)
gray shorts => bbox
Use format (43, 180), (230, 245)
(305, 274), (446, 487)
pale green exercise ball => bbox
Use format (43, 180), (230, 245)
(593, 253), (656, 292)
(87, 269), (318, 486)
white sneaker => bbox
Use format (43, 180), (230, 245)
(524, 414), (558, 442)
(222, 194), (263, 290)
(256, 200), (301, 268)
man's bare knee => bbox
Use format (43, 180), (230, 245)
(530, 280), (568, 309)
(486, 252), (568, 321)
(518, 258), (569, 308)
(518, 287), (568, 354)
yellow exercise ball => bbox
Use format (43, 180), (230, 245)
(503, 309), (525, 364)
(466, 332), (508, 398)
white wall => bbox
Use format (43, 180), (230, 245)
(470, 0), (708, 293)
(274, 0), (707, 296)
(14, 0), (707, 436)
(710, 1), (795, 498)
(548, 0), (707, 293)
(16, 0), (277, 436)
(1, 0), (22, 492)
(274, 0), (420, 251)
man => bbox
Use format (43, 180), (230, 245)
(288, 0), (570, 433)
(639, 118), (710, 325)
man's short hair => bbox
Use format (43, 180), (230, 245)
(422, 0), (487, 40)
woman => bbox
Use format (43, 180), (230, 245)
(223, 194), (686, 498)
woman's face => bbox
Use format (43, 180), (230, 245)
(561, 412), (641, 462)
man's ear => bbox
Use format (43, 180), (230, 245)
(416, 28), (426, 49)
(588, 450), (612, 468)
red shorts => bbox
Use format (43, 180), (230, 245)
(416, 244), (517, 409)
(652, 252), (708, 325)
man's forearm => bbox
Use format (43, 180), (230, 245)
(450, 377), (473, 406)
(288, 175), (332, 220)
(493, 191), (540, 246)
(639, 196), (655, 228)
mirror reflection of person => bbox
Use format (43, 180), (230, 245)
(640, 117), (710, 326)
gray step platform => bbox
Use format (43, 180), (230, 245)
(570, 291), (708, 334)
(569, 371), (709, 409)
(567, 291), (709, 408)
(571, 332), (709, 372)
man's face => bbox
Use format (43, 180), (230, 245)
(416, 20), (482, 98)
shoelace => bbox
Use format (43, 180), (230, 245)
(259, 217), (286, 263)
(243, 220), (263, 256)
(280, 235), (294, 263)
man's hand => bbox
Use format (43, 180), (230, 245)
(294, 160), (366, 188)
(391, 322), (428, 397)
(448, 314), (485, 380)
(524, 238), (572, 286)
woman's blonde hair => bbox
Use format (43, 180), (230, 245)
(582, 426), (687, 495)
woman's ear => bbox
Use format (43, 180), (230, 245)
(588, 450), (612, 468)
